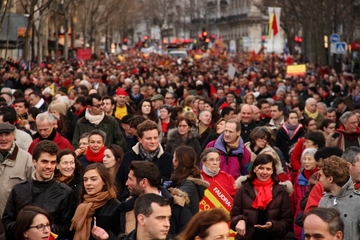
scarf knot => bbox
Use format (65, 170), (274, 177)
(70, 188), (116, 240)
(251, 178), (274, 210)
(139, 143), (160, 161)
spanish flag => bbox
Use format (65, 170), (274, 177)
(268, 11), (279, 37)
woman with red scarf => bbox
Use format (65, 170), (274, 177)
(292, 148), (318, 240)
(79, 130), (107, 170)
(230, 154), (292, 240)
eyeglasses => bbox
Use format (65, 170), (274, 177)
(348, 121), (359, 125)
(29, 223), (52, 231)
(92, 103), (104, 108)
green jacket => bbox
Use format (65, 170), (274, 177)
(72, 115), (127, 151)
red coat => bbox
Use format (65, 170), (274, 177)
(304, 182), (324, 213)
(28, 131), (74, 155)
(201, 170), (236, 197)
(290, 137), (305, 173)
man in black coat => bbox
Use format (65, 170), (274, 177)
(119, 161), (191, 238)
(2, 140), (76, 240)
(116, 120), (173, 200)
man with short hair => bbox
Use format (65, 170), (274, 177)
(72, 94), (127, 151)
(341, 146), (360, 190)
(221, 106), (235, 121)
(236, 104), (258, 143)
(116, 120), (173, 200)
(326, 111), (360, 150)
(102, 96), (116, 117)
(303, 207), (344, 240)
(24, 88), (33, 102)
(257, 99), (271, 124)
(114, 88), (134, 120)
(72, 95), (87, 118)
(124, 194), (171, 240)
(205, 119), (251, 179)
(164, 92), (177, 107)
(129, 83), (144, 106)
(28, 91), (48, 112)
(2, 140), (77, 240)
(325, 107), (337, 122)
(0, 122), (33, 217)
(266, 101), (285, 138)
(304, 98), (324, 128)
(198, 110), (213, 146)
(256, 84), (271, 100)
(14, 98), (30, 120)
(92, 73), (107, 97)
(28, 112), (73, 154)
(317, 102), (327, 116)
(318, 156), (360, 240)
(251, 105), (261, 124)
(332, 97), (351, 119)
(122, 161), (191, 237)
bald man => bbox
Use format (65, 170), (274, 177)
(251, 105), (260, 124)
(236, 104), (258, 143)
(304, 98), (324, 128)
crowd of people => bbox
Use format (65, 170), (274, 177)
(0, 51), (358, 240)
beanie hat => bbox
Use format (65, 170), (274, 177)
(116, 88), (128, 96)
(48, 102), (68, 116)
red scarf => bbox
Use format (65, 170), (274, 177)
(334, 125), (360, 142)
(252, 178), (274, 210)
(260, 113), (272, 119)
(303, 167), (319, 180)
(86, 146), (106, 163)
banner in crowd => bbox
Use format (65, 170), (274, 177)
(286, 64), (306, 76)
(199, 181), (236, 239)
(77, 48), (91, 60)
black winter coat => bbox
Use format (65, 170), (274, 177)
(116, 143), (173, 200)
(88, 199), (122, 240)
(274, 125), (305, 163)
(165, 128), (201, 157)
(230, 181), (293, 240)
(2, 178), (77, 240)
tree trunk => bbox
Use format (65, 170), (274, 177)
(63, 10), (69, 60)
(55, 11), (59, 62)
(22, 13), (34, 62)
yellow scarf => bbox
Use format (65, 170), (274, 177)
(305, 107), (319, 119)
(198, 123), (208, 136)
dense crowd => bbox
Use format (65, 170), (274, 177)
(0, 52), (358, 240)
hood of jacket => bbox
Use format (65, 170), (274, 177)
(167, 187), (190, 207)
(169, 177), (209, 204)
(166, 128), (200, 144)
(131, 142), (164, 159)
(214, 133), (244, 155)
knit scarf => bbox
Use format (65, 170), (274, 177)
(252, 178), (274, 210)
(0, 142), (15, 163)
(70, 188), (117, 240)
(139, 143), (160, 162)
(303, 167), (319, 180)
(285, 122), (299, 139)
(202, 165), (220, 177)
(86, 146), (106, 163)
(305, 107), (319, 120)
(85, 108), (104, 125)
(56, 174), (74, 185)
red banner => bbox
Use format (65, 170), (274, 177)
(77, 48), (91, 60)
(199, 181), (236, 239)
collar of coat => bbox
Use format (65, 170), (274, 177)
(132, 142), (164, 159)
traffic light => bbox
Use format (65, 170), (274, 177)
(144, 35), (148, 41)
(261, 36), (266, 44)
(211, 34), (215, 39)
(295, 36), (303, 45)
(123, 38), (128, 45)
(202, 31), (208, 38)
(205, 38), (210, 43)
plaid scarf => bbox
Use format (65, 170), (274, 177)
(0, 142), (15, 163)
(138, 143), (160, 162)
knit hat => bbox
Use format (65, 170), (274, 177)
(48, 102), (68, 116)
(116, 88), (128, 96)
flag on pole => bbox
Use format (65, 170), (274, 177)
(268, 8), (279, 37)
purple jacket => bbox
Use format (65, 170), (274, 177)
(206, 133), (251, 179)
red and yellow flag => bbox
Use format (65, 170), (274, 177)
(268, 11), (279, 37)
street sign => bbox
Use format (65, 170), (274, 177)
(330, 42), (347, 54)
(330, 33), (340, 43)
